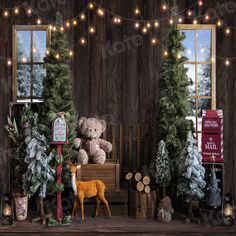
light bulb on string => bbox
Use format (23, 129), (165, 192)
(45, 49), (50, 56)
(225, 28), (231, 35)
(146, 22), (151, 28)
(49, 25), (53, 30)
(198, 1), (203, 7)
(142, 27), (148, 34)
(37, 18), (42, 25)
(60, 26), (64, 32)
(164, 50), (168, 57)
(7, 59), (12, 67)
(27, 8), (32, 16)
(55, 53), (60, 60)
(154, 21), (159, 28)
(89, 26), (96, 34)
(178, 17), (183, 23)
(177, 53), (182, 59)
(134, 7), (140, 16)
(205, 14), (210, 21)
(80, 13), (86, 21)
(73, 19), (78, 26)
(3, 10), (9, 18)
(52, 26), (57, 32)
(113, 16), (122, 25)
(169, 19), (174, 25)
(151, 37), (157, 45)
(22, 57), (27, 63)
(66, 21), (70, 28)
(225, 59), (230, 66)
(217, 20), (222, 27)
(14, 7), (19, 15)
(193, 19), (198, 24)
(187, 10), (192, 17)
(69, 50), (73, 57)
(80, 37), (86, 45)
(88, 2), (94, 10)
(161, 3), (168, 11)
(97, 8), (105, 17)
(134, 22), (140, 29)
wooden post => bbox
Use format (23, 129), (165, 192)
(137, 124), (141, 170)
(119, 124), (123, 177)
(128, 126), (132, 170)
(112, 126), (116, 160)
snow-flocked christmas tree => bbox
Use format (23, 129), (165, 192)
(149, 140), (171, 197)
(177, 131), (206, 219)
(23, 107), (55, 224)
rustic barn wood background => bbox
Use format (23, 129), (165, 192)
(0, 0), (235, 196)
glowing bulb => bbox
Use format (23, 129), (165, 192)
(154, 21), (159, 28)
(14, 7), (19, 15)
(80, 37), (86, 45)
(80, 13), (86, 21)
(22, 57), (27, 63)
(142, 27), (148, 34)
(45, 49), (50, 56)
(205, 14), (210, 20)
(200, 48), (205, 53)
(113, 16), (122, 25)
(7, 59), (12, 66)
(27, 8), (32, 16)
(37, 19), (42, 25)
(164, 51), (168, 57)
(187, 10), (192, 16)
(73, 19), (78, 26)
(225, 59), (230, 66)
(146, 22), (151, 28)
(60, 26), (64, 32)
(217, 20), (222, 27)
(225, 28), (231, 35)
(151, 38), (157, 45)
(177, 54), (182, 59)
(55, 53), (60, 60)
(52, 26), (57, 32)
(88, 2), (94, 10)
(69, 50), (73, 57)
(198, 1), (203, 7)
(134, 22), (140, 29)
(33, 48), (37, 54)
(66, 22), (70, 28)
(187, 50), (191, 55)
(162, 4), (168, 11)
(3, 10), (9, 18)
(89, 26), (95, 34)
(134, 7), (140, 15)
(193, 19), (198, 24)
(49, 25), (53, 30)
(97, 8), (105, 17)
(178, 17), (183, 23)
(169, 19), (174, 24)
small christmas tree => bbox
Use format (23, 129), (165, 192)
(23, 108), (55, 224)
(149, 140), (171, 197)
(158, 12), (190, 176)
(207, 164), (221, 208)
(177, 131), (206, 220)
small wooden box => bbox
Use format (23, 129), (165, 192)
(77, 159), (120, 191)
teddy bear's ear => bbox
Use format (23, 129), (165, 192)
(78, 117), (86, 129)
(99, 119), (106, 132)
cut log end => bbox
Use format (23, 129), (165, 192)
(144, 185), (151, 194)
(136, 181), (144, 192)
(142, 176), (150, 185)
(125, 172), (133, 181)
(135, 172), (142, 182)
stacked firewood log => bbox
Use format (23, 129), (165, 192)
(125, 167), (151, 193)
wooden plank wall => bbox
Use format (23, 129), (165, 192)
(0, 0), (235, 196)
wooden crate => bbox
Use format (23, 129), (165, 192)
(128, 188), (157, 219)
(77, 159), (120, 191)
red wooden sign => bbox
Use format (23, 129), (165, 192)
(202, 109), (223, 163)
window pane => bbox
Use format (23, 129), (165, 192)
(185, 64), (196, 96)
(182, 30), (195, 62)
(198, 64), (211, 96)
(33, 31), (47, 62)
(17, 31), (30, 62)
(197, 30), (211, 62)
(197, 99), (211, 132)
(32, 65), (46, 97)
(17, 64), (30, 97)
(186, 99), (196, 131)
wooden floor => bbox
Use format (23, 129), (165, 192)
(0, 217), (236, 236)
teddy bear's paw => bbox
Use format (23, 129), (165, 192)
(77, 149), (89, 165)
(93, 149), (106, 164)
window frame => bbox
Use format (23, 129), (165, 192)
(12, 25), (51, 103)
(178, 24), (216, 147)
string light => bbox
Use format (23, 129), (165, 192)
(225, 59), (230, 66)
(217, 20), (222, 27)
(161, 4), (168, 11)
(60, 26), (64, 32)
(97, 8), (105, 17)
(27, 8), (32, 16)
(7, 59), (12, 66)
(37, 18), (42, 25)
(14, 7), (19, 15)
(169, 19), (174, 25)
(205, 14), (210, 21)
(151, 37), (157, 45)
(66, 21), (70, 28)
(146, 22), (151, 28)
(80, 37), (86, 45)
(113, 16), (122, 25)
(154, 21), (159, 28)
(134, 7), (140, 15)
(49, 25), (53, 30)
(225, 28), (231, 35)
(89, 26), (96, 34)
(198, 1), (203, 7)
(88, 2), (95, 10)
(55, 53), (60, 60)
(177, 53), (182, 59)
(33, 48), (37, 54)
(45, 49), (50, 56)
(80, 13), (86, 21)
(134, 22), (140, 29)
(3, 10), (9, 18)
(73, 19), (78, 26)
(178, 17), (183, 23)
(22, 57), (27, 63)
(52, 26), (57, 32)
(164, 50), (168, 57)
(187, 10), (192, 16)
(69, 50), (73, 57)
(142, 27), (148, 34)
(193, 19), (198, 24)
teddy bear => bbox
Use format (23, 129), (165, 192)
(74, 117), (112, 164)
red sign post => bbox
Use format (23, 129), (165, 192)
(51, 113), (68, 222)
(202, 109), (223, 163)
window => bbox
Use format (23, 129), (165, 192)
(13, 26), (50, 102)
(179, 24), (216, 150)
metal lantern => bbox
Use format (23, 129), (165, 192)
(1, 194), (13, 225)
(222, 194), (235, 225)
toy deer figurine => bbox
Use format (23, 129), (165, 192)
(67, 159), (111, 223)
